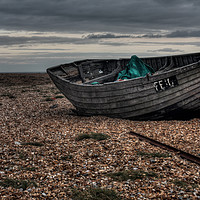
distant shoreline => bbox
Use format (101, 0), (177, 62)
(0, 73), (52, 86)
(0, 72), (46, 74)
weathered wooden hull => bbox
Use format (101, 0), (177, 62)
(47, 53), (200, 120)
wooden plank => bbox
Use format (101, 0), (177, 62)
(179, 94), (200, 110)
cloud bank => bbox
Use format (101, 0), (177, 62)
(0, 0), (200, 33)
(0, 0), (200, 72)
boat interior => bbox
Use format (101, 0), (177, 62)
(49, 53), (200, 84)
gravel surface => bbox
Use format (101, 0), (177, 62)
(0, 73), (199, 199)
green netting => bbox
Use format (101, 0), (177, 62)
(117, 55), (155, 80)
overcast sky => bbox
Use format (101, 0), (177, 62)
(0, 0), (200, 72)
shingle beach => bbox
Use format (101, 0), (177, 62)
(0, 73), (199, 199)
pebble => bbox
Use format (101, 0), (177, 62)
(14, 141), (21, 145)
(50, 104), (58, 109)
(0, 73), (199, 199)
(42, 192), (47, 196)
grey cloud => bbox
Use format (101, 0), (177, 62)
(11, 48), (72, 51)
(99, 42), (131, 46)
(138, 34), (163, 38)
(136, 30), (200, 38)
(133, 30), (200, 38)
(2, 29), (200, 48)
(166, 30), (200, 38)
(1, 34), (131, 47)
(138, 30), (200, 38)
(84, 33), (132, 39)
(148, 48), (184, 53)
(0, 0), (200, 33)
(84, 30), (200, 40)
(0, 35), (86, 46)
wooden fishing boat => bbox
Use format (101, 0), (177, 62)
(46, 52), (200, 120)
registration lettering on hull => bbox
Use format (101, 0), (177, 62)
(154, 76), (178, 92)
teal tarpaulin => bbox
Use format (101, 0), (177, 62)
(117, 55), (155, 80)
